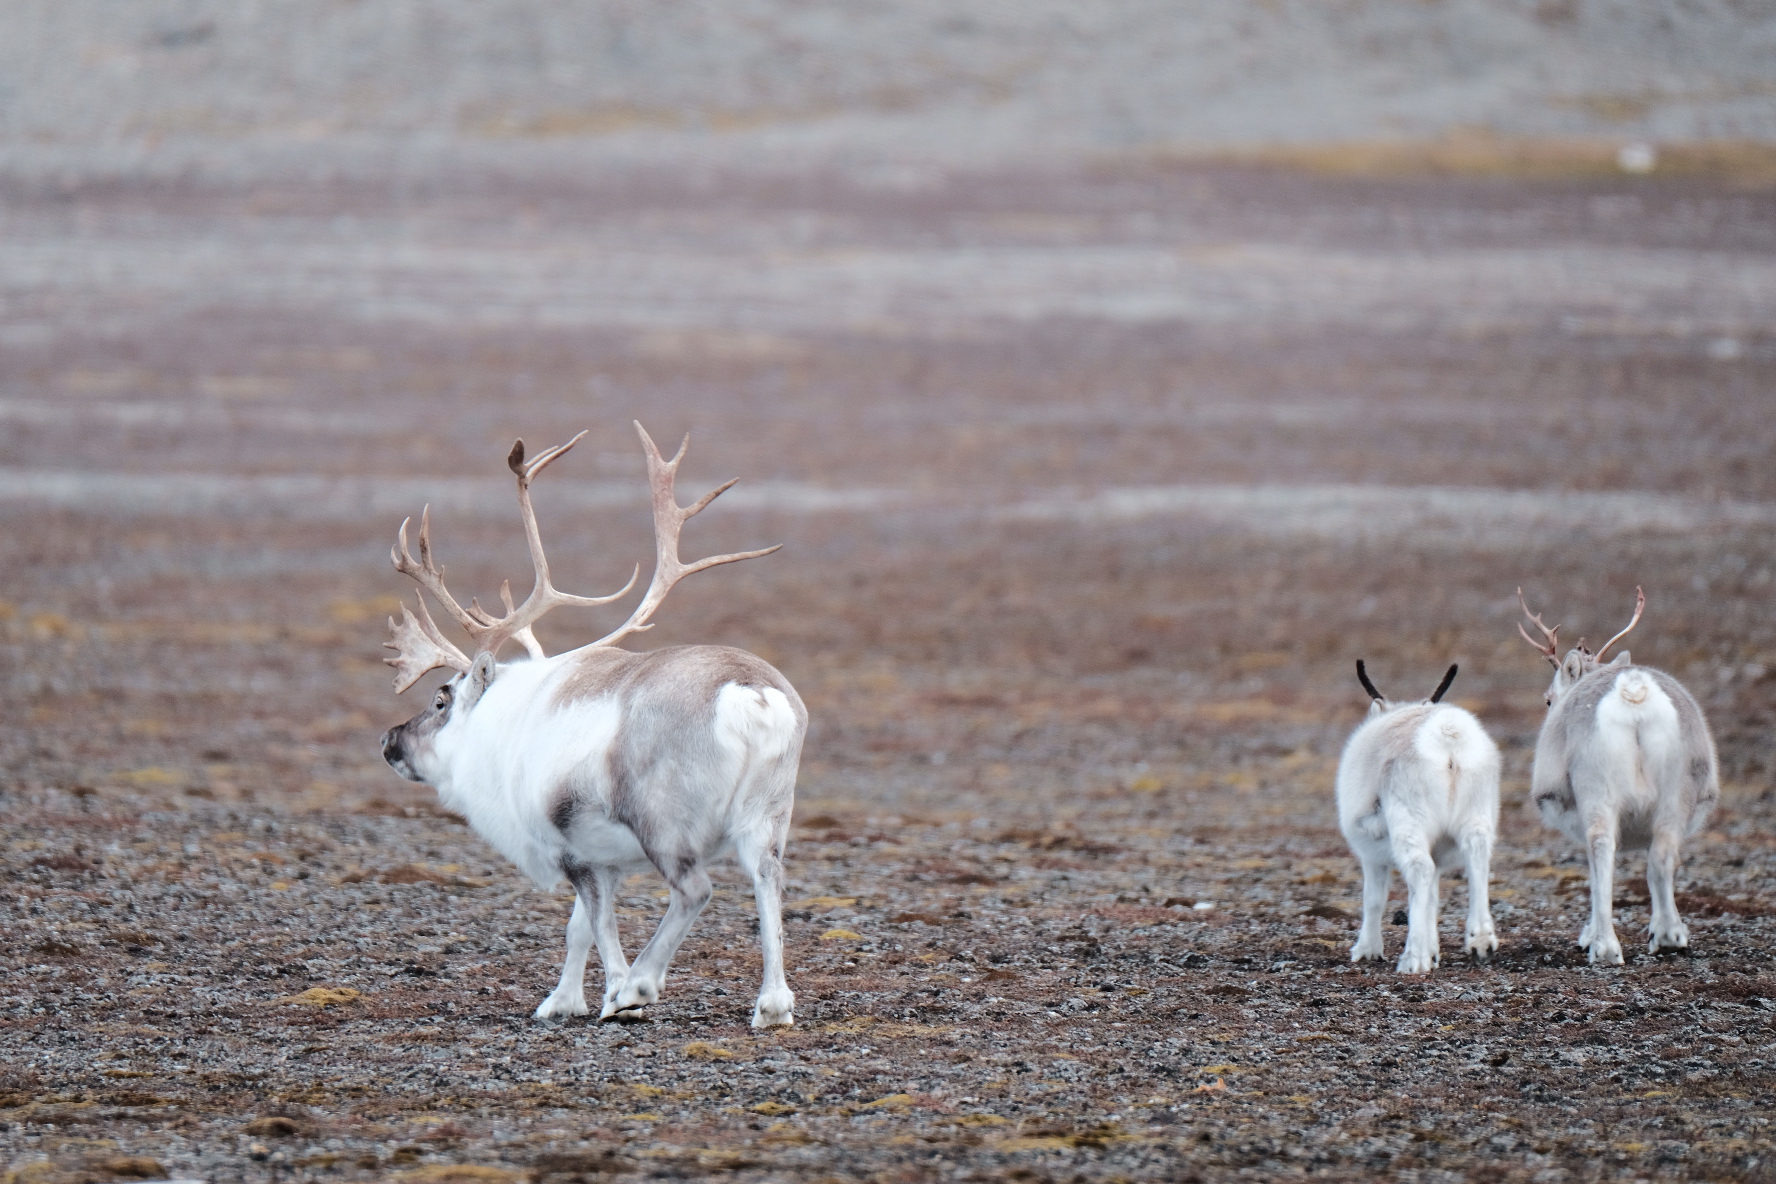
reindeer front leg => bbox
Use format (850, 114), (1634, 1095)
(532, 866), (625, 1022)
(583, 866), (631, 1019)
(537, 893), (595, 1018)
(539, 865), (629, 1019)
(609, 863), (712, 1017)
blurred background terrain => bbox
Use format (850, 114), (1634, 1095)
(6, 0), (1776, 162)
(2, 4), (1775, 1183)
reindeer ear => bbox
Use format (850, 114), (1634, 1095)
(1561, 651), (1587, 682)
(1606, 650), (1631, 668)
(459, 651), (499, 710)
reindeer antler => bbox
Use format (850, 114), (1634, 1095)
(384, 597), (473, 693)
(1594, 586), (1645, 663)
(384, 430), (638, 691)
(1355, 660), (1384, 702)
(392, 506), (483, 636)
(1516, 587), (1562, 667)
(478, 431), (639, 660)
(591, 421), (782, 649)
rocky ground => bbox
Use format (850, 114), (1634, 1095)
(2, 152), (1775, 1182)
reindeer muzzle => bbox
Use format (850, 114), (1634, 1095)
(381, 727), (417, 780)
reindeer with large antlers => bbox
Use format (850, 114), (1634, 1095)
(380, 423), (805, 1027)
(1335, 661), (1501, 973)
(1517, 587), (1718, 965)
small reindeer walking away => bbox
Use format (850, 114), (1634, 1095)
(380, 423), (806, 1027)
(1517, 587), (1719, 965)
(1335, 661), (1501, 973)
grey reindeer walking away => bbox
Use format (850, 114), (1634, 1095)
(1518, 587), (1719, 965)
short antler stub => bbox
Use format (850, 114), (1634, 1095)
(1356, 660), (1384, 702)
(1429, 664), (1459, 704)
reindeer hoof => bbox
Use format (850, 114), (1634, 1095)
(1586, 935), (1624, 966)
(1465, 928), (1499, 962)
(1395, 949), (1438, 975)
(611, 979), (659, 1016)
(1648, 922), (1690, 953)
(752, 989), (795, 1028)
(534, 990), (589, 1019)
(1350, 936), (1385, 962)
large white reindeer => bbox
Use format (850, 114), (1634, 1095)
(379, 423), (805, 1027)
(1335, 661), (1501, 974)
(1517, 587), (1719, 965)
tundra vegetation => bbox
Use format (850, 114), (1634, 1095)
(2, 155), (1774, 1183)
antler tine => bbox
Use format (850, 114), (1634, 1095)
(391, 507), (481, 631)
(383, 597), (472, 693)
(1516, 587), (1562, 666)
(592, 421), (783, 649)
(509, 430), (589, 483)
(474, 431), (638, 659)
(1595, 585), (1645, 662)
(490, 580), (545, 659)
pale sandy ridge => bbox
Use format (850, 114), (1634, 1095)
(2, 470), (1769, 546)
(5, 235), (1774, 346)
(2, 0), (1774, 174)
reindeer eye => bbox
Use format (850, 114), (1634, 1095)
(434, 690), (450, 711)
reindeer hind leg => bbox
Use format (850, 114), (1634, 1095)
(736, 821), (795, 1028)
(1583, 824), (1624, 966)
(1646, 826), (1689, 954)
(1351, 856), (1390, 963)
(1394, 843), (1441, 974)
(1460, 829), (1498, 961)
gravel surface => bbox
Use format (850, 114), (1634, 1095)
(3, 150), (1775, 1182)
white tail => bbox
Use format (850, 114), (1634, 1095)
(380, 424), (805, 1028)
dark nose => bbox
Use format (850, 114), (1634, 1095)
(381, 728), (403, 766)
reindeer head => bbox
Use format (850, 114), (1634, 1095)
(379, 421), (780, 785)
(1354, 660), (1458, 717)
(381, 652), (498, 783)
(1516, 586), (1643, 708)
